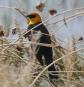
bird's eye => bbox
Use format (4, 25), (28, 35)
(27, 14), (36, 18)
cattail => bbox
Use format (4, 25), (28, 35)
(49, 9), (57, 15)
(36, 2), (45, 12)
(0, 25), (4, 37)
(78, 37), (83, 41)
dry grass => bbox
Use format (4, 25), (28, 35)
(0, 34), (84, 87)
(0, 7), (84, 87)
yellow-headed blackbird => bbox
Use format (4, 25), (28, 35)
(24, 13), (59, 79)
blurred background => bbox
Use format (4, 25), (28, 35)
(0, 0), (84, 43)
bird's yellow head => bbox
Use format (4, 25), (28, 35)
(26, 13), (42, 25)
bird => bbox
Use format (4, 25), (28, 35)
(24, 12), (59, 79)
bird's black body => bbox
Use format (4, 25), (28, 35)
(24, 23), (58, 79)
